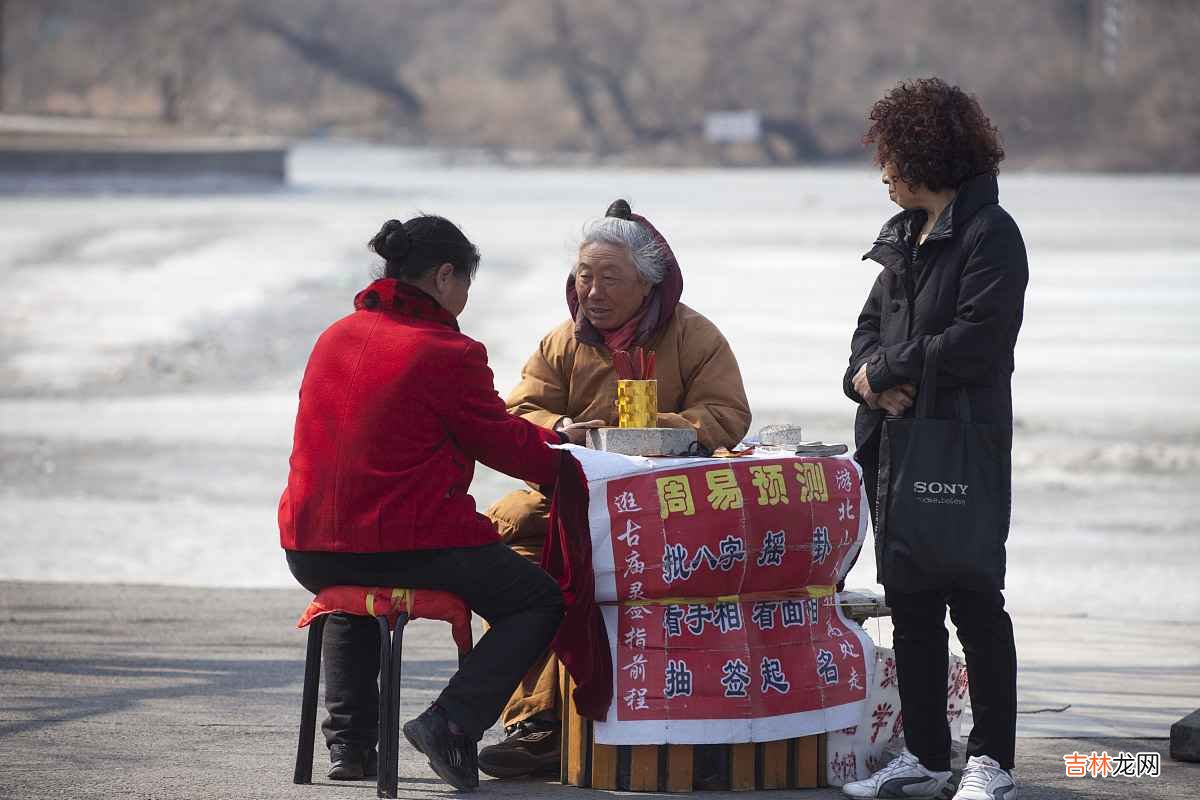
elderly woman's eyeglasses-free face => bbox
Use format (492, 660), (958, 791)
(574, 242), (652, 332)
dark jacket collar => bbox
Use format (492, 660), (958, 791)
(353, 278), (460, 331)
(863, 173), (1000, 273)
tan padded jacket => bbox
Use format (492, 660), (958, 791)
(486, 302), (752, 550)
(507, 302), (751, 451)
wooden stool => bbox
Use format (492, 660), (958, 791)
(292, 586), (473, 799)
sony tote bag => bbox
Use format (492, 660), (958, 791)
(874, 339), (1012, 592)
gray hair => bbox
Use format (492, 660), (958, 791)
(577, 217), (667, 285)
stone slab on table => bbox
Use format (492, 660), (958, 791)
(586, 426), (698, 456)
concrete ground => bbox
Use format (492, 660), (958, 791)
(0, 581), (1196, 799)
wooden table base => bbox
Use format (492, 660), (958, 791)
(559, 666), (827, 792)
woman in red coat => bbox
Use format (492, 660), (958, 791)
(280, 215), (582, 791)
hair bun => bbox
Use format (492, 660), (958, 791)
(606, 199), (633, 220)
(369, 219), (411, 261)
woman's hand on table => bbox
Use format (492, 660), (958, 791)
(561, 419), (606, 445)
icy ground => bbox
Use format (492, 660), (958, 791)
(1, 142), (1197, 623)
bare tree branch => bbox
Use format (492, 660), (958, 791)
(548, 0), (610, 152)
(242, 8), (422, 116)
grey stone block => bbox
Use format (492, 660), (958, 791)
(759, 423), (804, 446)
(1170, 708), (1200, 761)
(586, 426), (698, 456)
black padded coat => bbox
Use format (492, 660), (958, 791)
(843, 172), (1029, 573)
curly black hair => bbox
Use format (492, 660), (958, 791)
(863, 77), (1005, 192)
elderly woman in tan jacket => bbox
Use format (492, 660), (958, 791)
(479, 200), (751, 779)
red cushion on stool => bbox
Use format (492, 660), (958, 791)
(297, 585), (473, 655)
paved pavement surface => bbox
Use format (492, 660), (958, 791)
(0, 581), (1196, 799)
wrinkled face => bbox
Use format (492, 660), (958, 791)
(574, 242), (652, 331)
(881, 161), (921, 209)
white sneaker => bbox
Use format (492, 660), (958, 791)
(952, 755), (1017, 800)
(842, 749), (952, 798)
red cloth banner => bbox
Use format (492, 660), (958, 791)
(602, 457), (864, 603)
(569, 449), (872, 745)
(612, 596), (867, 720)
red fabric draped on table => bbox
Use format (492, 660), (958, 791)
(543, 454), (613, 720)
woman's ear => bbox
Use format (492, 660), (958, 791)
(435, 262), (456, 291)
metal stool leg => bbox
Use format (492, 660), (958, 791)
(294, 615), (326, 784)
(456, 642), (476, 777)
(380, 613), (408, 799)
(375, 615), (393, 798)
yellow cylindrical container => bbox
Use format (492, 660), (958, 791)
(617, 379), (657, 428)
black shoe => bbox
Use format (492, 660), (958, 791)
(477, 719), (561, 779)
(327, 744), (376, 781)
(402, 705), (478, 791)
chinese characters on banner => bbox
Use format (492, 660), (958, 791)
(585, 454), (872, 745)
(825, 649), (969, 786)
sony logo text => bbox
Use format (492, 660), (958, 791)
(912, 481), (968, 505)
(913, 481), (968, 495)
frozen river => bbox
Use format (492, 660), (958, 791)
(1, 142), (1197, 622)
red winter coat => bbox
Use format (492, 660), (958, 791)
(279, 279), (564, 553)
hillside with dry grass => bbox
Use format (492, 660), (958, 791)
(2, 0), (1197, 170)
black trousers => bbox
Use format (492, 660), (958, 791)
(287, 543), (564, 746)
(884, 586), (1017, 772)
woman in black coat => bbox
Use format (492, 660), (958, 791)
(841, 78), (1028, 800)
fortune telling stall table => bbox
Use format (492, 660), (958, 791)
(551, 446), (875, 792)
